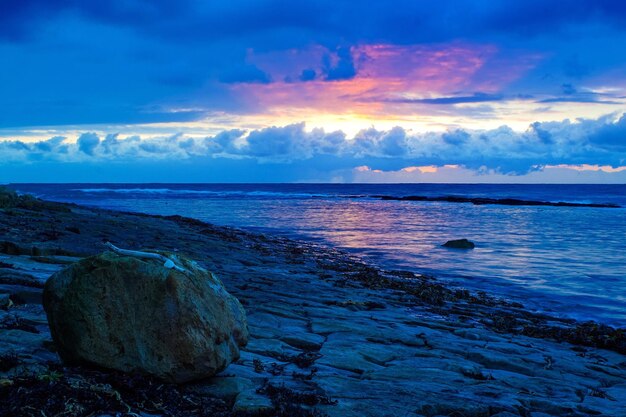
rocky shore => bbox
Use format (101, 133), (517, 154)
(1, 188), (626, 416)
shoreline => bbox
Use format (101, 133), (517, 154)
(19, 196), (625, 328)
(1, 189), (626, 416)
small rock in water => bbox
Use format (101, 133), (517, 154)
(442, 239), (475, 249)
(43, 251), (249, 383)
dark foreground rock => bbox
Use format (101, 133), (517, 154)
(442, 238), (475, 249)
(43, 251), (248, 383)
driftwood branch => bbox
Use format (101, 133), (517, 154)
(104, 242), (189, 274)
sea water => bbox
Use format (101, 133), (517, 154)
(12, 183), (626, 326)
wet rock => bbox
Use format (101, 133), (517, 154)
(43, 251), (249, 383)
(0, 241), (22, 256)
(0, 294), (12, 310)
(232, 388), (273, 413)
(281, 332), (325, 351)
(0, 285), (43, 305)
(189, 376), (255, 401)
(245, 337), (289, 358)
(0, 242), (81, 258)
(442, 239), (475, 249)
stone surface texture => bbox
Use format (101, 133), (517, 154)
(43, 251), (248, 383)
(1, 199), (626, 416)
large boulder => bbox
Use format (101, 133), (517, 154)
(43, 251), (248, 383)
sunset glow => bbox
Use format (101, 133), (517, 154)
(1, 1), (625, 182)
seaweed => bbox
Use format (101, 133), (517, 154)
(276, 352), (322, 369)
(0, 241), (22, 255)
(0, 352), (20, 372)
(460, 367), (495, 381)
(292, 368), (318, 381)
(479, 311), (626, 354)
(267, 362), (288, 376)
(256, 381), (335, 417)
(587, 387), (615, 401)
(521, 321), (626, 354)
(253, 358), (265, 373)
(323, 299), (386, 311)
(0, 364), (336, 417)
(0, 366), (231, 417)
(65, 226), (81, 234)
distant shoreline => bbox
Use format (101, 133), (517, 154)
(373, 194), (621, 208)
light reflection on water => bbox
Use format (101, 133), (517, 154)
(10, 183), (626, 326)
(63, 196), (626, 326)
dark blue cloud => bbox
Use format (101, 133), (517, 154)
(561, 83), (577, 95)
(528, 122), (553, 145)
(77, 132), (100, 155)
(244, 123), (307, 158)
(219, 64), (272, 84)
(1, 114), (626, 180)
(5, 1), (626, 43)
(482, 1), (626, 37)
(0, 0), (71, 41)
(538, 97), (620, 104)
(384, 93), (504, 105)
(0, 0), (625, 129)
(324, 47), (356, 81)
(442, 130), (471, 146)
(33, 136), (67, 153)
(588, 114), (626, 151)
(299, 69), (317, 82)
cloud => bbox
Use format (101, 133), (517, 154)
(233, 42), (543, 123)
(2, 1), (626, 131)
(6, 1), (626, 44)
(219, 64), (272, 84)
(538, 97), (620, 104)
(1, 113), (626, 182)
(528, 122), (553, 145)
(33, 136), (68, 153)
(384, 93), (504, 105)
(442, 129), (471, 146)
(77, 132), (100, 155)
(299, 69), (317, 82)
(351, 127), (409, 157)
(323, 47), (356, 81)
(240, 123), (347, 160)
(587, 113), (626, 151)
(349, 164), (626, 184)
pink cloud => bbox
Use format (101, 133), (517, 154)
(351, 164), (626, 184)
(228, 43), (541, 119)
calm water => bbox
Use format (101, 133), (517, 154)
(11, 183), (626, 326)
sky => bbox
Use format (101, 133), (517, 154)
(1, 0), (626, 183)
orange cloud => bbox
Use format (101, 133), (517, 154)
(402, 165), (438, 173)
(230, 42), (541, 122)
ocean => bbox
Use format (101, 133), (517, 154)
(11, 183), (626, 326)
